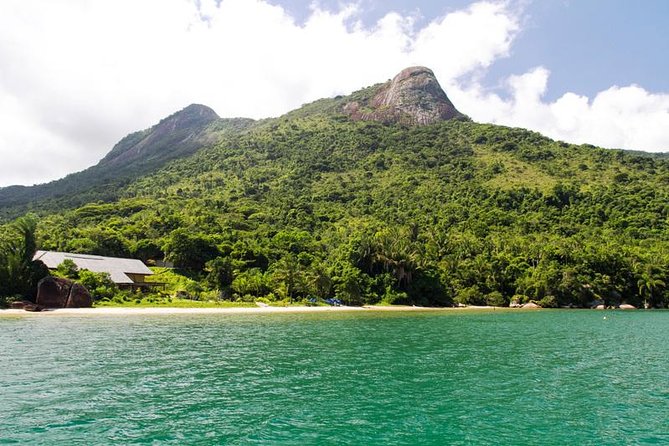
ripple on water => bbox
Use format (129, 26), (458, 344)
(0, 310), (668, 445)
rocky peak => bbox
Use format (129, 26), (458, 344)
(342, 66), (464, 125)
(157, 104), (219, 132)
(99, 104), (219, 167)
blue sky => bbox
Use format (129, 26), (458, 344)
(485, 0), (669, 101)
(0, 0), (668, 186)
(271, 0), (669, 101)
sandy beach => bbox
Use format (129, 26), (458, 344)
(0, 305), (498, 317)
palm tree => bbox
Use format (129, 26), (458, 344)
(308, 262), (333, 299)
(373, 227), (421, 289)
(0, 214), (46, 300)
(636, 265), (665, 309)
(271, 254), (300, 302)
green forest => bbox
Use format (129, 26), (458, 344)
(2, 114), (669, 308)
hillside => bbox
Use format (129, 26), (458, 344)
(0, 105), (254, 217)
(2, 67), (669, 308)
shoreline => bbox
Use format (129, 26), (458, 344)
(0, 305), (505, 317)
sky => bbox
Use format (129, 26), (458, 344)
(0, 0), (668, 187)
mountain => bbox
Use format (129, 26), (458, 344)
(283, 66), (465, 125)
(0, 105), (253, 216)
(98, 104), (220, 168)
(2, 67), (669, 308)
(341, 66), (464, 124)
(0, 66), (465, 217)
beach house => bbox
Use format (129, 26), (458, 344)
(34, 250), (154, 289)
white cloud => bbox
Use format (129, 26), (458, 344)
(411, 2), (518, 80)
(0, 0), (666, 187)
(451, 67), (669, 152)
(0, 0), (520, 186)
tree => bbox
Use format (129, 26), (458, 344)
(163, 229), (220, 270)
(333, 264), (369, 305)
(206, 256), (240, 297)
(636, 264), (666, 309)
(56, 259), (80, 279)
(269, 254), (302, 302)
(373, 227), (421, 289)
(132, 239), (164, 263)
(74, 228), (131, 257)
(308, 261), (333, 299)
(0, 215), (49, 302)
(78, 270), (117, 300)
(231, 268), (266, 297)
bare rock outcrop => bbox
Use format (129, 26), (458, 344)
(343, 66), (464, 125)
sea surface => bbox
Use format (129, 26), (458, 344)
(0, 309), (667, 445)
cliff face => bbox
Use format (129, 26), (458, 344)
(342, 66), (464, 125)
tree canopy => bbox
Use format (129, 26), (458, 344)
(2, 116), (669, 307)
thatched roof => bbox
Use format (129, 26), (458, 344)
(34, 250), (153, 285)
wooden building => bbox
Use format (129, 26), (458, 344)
(34, 250), (155, 289)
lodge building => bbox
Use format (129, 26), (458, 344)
(34, 250), (155, 290)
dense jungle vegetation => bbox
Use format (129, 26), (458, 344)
(2, 115), (668, 308)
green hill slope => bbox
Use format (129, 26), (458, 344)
(2, 67), (669, 308)
(0, 105), (253, 217)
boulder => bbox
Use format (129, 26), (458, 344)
(522, 302), (541, 309)
(65, 283), (92, 308)
(619, 304), (636, 310)
(23, 303), (44, 312)
(35, 277), (93, 308)
(176, 290), (191, 299)
(35, 276), (93, 308)
(594, 304), (606, 310)
(9, 300), (32, 309)
(36, 277), (73, 308)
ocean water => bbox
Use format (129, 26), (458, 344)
(0, 310), (667, 445)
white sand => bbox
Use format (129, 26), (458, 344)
(0, 305), (492, 317)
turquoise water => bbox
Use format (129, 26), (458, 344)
(0, 310), (667, 445)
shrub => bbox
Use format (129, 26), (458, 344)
(485, 291), (507, 307)
(380, 287), (408, 305)
(56, 259), (79, 279)
(454, 286), (485, 306)
(78, 270), (117, 300)
(538, 295), (558, 308)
